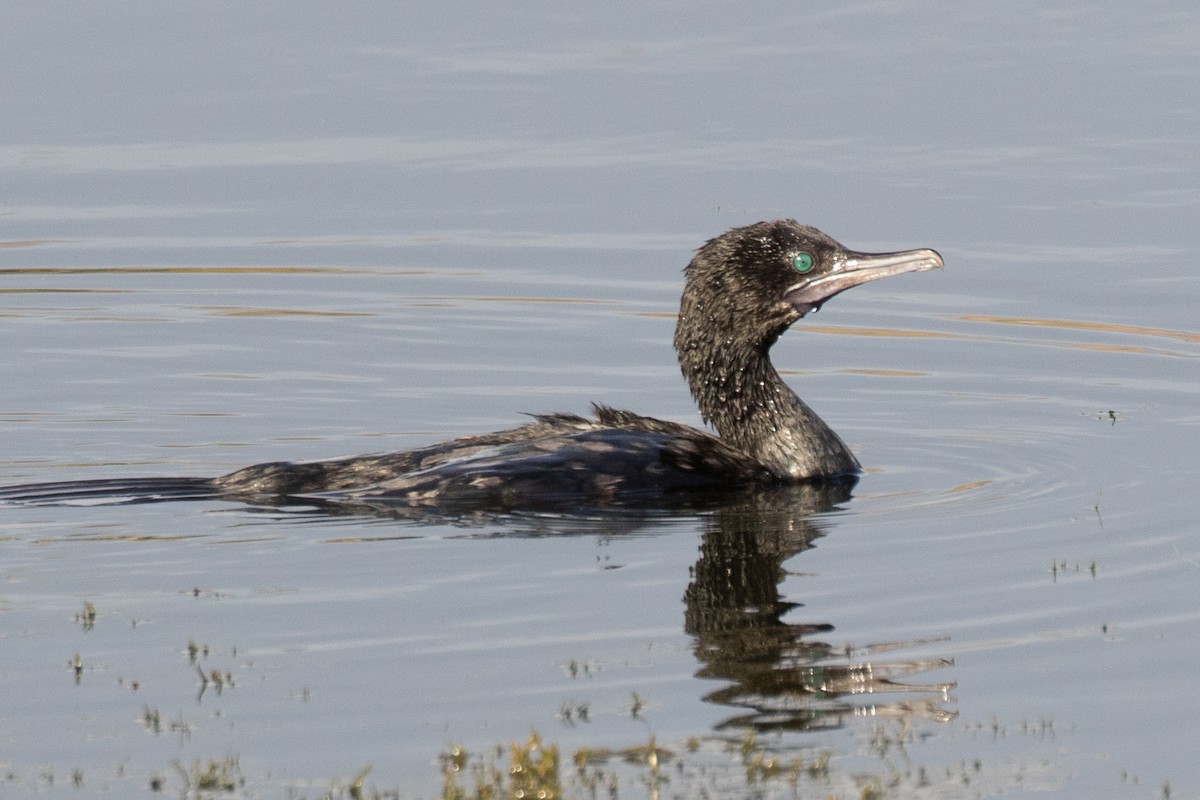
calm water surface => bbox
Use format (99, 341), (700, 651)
(2, 3), (1198, 798)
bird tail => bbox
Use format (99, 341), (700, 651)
(0, 476), (217, 507)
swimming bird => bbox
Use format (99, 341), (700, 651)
(0, 221), (941, 512)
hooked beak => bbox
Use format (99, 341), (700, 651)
(785, 247), (943, 316)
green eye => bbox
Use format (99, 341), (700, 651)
(792, 252), (814, 274)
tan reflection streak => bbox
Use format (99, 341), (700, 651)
(461, 296), (612, 304)
(193, 306), (373, 318)
(804, 325), (955, 339)
(0, 266), (399, 275)
(805, 323), (1193, 358)
(1, 240), (61, 248)
(1066, 342), (1178, 355)
(960, 314), (1200, 344)
(0, 288), (126, 294)
(399, 295), (615, 307)
(34, 534), (207, 543)
(945, 480), (992, 494)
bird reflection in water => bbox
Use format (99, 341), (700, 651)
(684, 479), (957, 731)
(279, 481), (959, 732)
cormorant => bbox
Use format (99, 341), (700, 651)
(0, 221), (941, 511)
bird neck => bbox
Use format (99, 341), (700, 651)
(674, 314), (859, 480)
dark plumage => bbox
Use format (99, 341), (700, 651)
(1, 221), (941, 512)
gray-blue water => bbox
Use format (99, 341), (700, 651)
(2, 3), (1198, 797)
